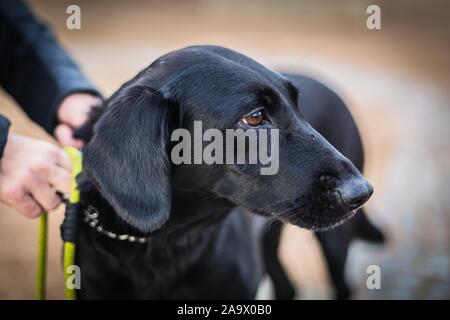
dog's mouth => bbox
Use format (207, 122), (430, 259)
(272, 206), (358, 231)
(250, 173), (369, 231)
(303, 209), (358, 231)
(276, 174), (366, 230)
(262, 187), (359, 231)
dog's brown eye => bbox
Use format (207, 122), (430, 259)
(242, 110), (265, 126)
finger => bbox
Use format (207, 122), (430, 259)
(48, 166), (71, 194)
(54, 124), (85, 149)
(54, 124), (73, 145)
(58, 95), (101, 127)
(27, 175), (61, 211)
(15, 193), (42, 218)
(55, 145), (73, 170)
(32, 158), (70, 180)
(32, 146), (72, 173)
(64, 107), (90, 128)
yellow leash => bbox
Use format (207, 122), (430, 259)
(36, 146), (82, 300)
(36, 212), (48, 300)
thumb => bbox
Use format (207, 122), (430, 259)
(54, 124), (84, 149)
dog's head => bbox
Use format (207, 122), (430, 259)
(84, 45), (373, 233)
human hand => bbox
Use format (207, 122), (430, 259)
(0, 133), (72, 218)
(54, 93), (102, 148)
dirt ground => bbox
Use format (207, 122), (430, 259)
(0, 0), (449, 299)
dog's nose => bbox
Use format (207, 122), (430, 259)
(336, 177), (373, 210)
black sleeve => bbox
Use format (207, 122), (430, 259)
(0, 114), (11, 159)
(0, 0), (100, 134)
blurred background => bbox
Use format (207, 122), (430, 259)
(0, 0), (449, 299)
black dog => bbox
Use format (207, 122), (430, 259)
(75, 45), (379, 299)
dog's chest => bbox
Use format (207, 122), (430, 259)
(76, 211), (263, 299)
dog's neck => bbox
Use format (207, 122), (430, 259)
(79, 172), (235, 242)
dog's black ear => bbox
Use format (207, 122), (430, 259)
(84, 85), (172, 233)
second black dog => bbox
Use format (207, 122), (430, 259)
(262, 74), (385, 300)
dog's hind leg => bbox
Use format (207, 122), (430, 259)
(315, 208), (385, 300)
(353, 208), (385, 244)
(262, 220), (296, 300)
(315, 226), (352, 300)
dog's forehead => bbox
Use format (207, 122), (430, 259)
(138, 46), (299, 127)
(154, 46), (288, 92)
(151, 47), (293, 108)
